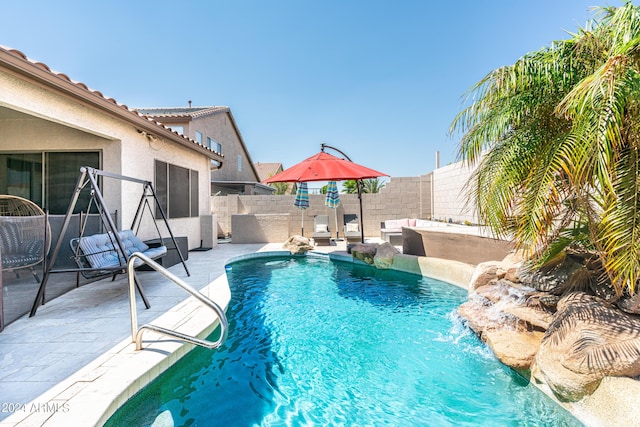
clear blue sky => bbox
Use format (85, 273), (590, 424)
(1, 1), (617, 178)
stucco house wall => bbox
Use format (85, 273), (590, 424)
(136, 106), (268, 196)
(192, 112), (258, 183)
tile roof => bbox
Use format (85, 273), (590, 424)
(135, 106), (230, 119)
(254, 162), (283, 181)
(137, 104), (262, 182)
(0, 45), (224, 161)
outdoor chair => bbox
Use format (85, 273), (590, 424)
(312, 215), (331, 246)
(0, 195), (50, 283)
(0, 220), (45, 282)
(343, 214), (361, 244)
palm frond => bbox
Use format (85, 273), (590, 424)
(451, 2), (640, 295)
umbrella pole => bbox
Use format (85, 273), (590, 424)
(301, 210), (304, 236)
(357, 180), (365, 244)
(334, 209), (339, 240)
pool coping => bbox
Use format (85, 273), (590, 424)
(3, 272), (231, 427)
(4, 249), (628, 426)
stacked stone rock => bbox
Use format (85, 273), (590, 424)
(458, 252), (640, 401)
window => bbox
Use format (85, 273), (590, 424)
(169, 125), (184, 134)
(238, 155), (242, 172)
(154, 160), (199, 219)
(194, 131), (203, 144)
(1, 153), (41, 200)
(0, 151), (100, 214)
(206, 137), (222, 153)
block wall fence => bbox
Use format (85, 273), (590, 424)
(431, 160), (478, 224)
(211, 161), (480, 241)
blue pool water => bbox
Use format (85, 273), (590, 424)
(106, 255), (582, 426)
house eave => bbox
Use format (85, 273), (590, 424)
(0, 46), (224, 164)
(211, 180), (274, 192)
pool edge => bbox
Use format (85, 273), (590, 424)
(3, 274), (231, 427)
(5, 250), (614, 427)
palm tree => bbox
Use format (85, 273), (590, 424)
(362, 178), (386, 193)
(342, 180), (359, 194)
(450, 2), (640, 295)
(271, 182), (290, 195)
(342, 178), (385, 194)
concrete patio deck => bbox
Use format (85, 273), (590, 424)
(0, 240), (358, 425)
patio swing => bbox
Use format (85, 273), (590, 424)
(29, 167), (189, 317)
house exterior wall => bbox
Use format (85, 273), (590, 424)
(201, 112), (260, 182)
(151, 110), (261, 193)
(0, 69), (212, 249)
(0, 117), (123, 211)
(190, 112), (259, 182)
(118, 128), (211, 248)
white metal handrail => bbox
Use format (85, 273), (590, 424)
(127, 252), (228, 351)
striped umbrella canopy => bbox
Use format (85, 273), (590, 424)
(325, 181), (340, 240)
(294, 182), (309, 235)
(324, 181), (340, 208)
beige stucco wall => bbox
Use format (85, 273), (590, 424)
(0, 118), (124, 240)
(231, 214), (291, 243)
(390, 254), (476, 288)
(0, 70), (212, 249)
(402, 227), (514, 265)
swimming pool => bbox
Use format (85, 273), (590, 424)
(106, 255), (582, 426)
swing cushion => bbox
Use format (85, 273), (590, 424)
(77, 229), (166, 270)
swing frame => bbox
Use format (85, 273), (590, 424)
(29, 167), (190, 317)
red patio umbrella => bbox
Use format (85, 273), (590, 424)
(264, 146), (388, 243)
(263, 151), (387, 184)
